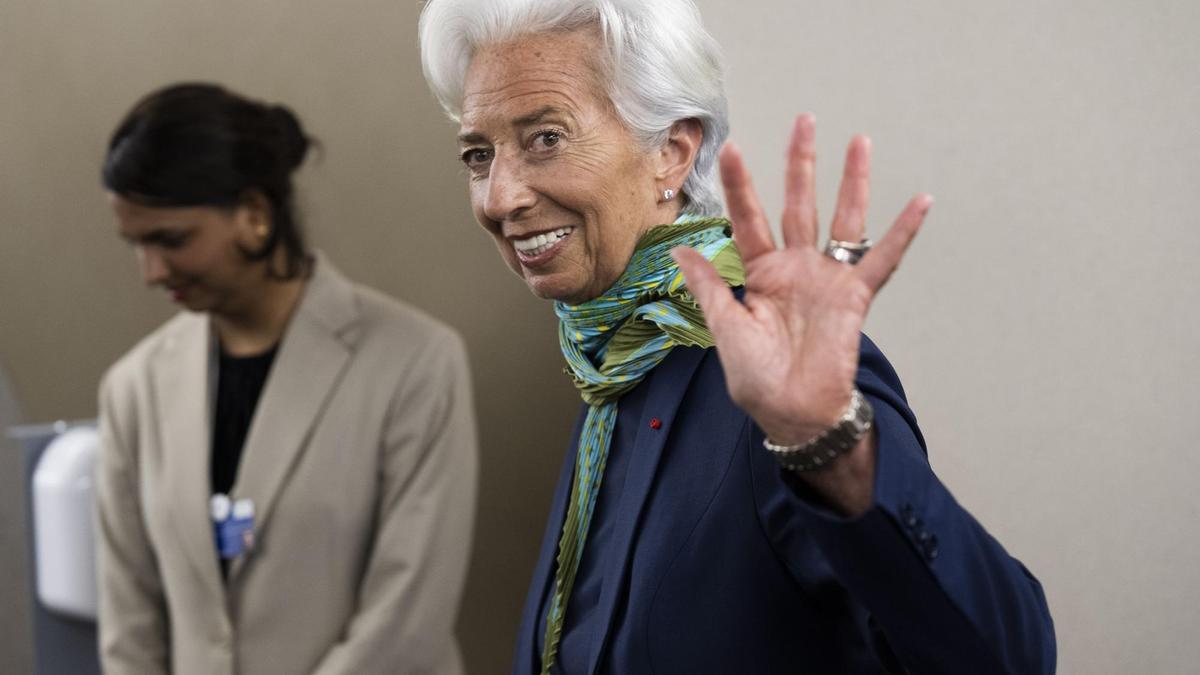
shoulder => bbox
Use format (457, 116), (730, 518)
(855, 333), (911, 409)
(351, 284), (463, 350)
(330, 279), (472, 407)
(304, 253), (468, 368)
(343, 285), (474, 429)
(348, 283), (468, 365)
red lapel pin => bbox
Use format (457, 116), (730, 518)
(649, 418), (662, 430)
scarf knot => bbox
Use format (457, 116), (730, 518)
(554, 216), (743, 405)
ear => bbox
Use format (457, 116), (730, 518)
(233, 190), (273, 246)
(655, 118), (703, 199)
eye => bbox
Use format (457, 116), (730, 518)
(460, 147), (493, 169)
(530, 129), (562, 153)
(157, 233), (189, 250)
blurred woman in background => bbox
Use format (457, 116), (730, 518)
(95, 83), (477, 675)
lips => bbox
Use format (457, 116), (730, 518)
(166, 285), (190, 303)
(512, 226), (574, 266)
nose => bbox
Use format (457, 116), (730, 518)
(482, 154), (536, 224)
(137, 245), (169, 286)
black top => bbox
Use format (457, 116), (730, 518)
(211, 344), (278, 497)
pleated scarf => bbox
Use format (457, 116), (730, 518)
(541, 216), (744, 674)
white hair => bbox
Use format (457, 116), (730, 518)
(419, 0), (729, 217)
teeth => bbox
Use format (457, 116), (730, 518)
(514, 227), (574, 256)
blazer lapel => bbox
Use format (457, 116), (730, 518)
(228, 255), (359, 581)
(151, 313), (224, 597)
(585, 345), (709, 675)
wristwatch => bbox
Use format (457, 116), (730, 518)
(762, 389), (874, 472)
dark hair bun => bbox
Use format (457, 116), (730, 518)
(270, 104), (310, 170)
(103, 82), (313, 279)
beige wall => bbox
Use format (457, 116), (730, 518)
(1, 1), (1196, 673)
(697, 1), (1200, 672)
(0, 1), (577, 672)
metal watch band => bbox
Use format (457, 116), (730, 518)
(762, 389), (874, 472)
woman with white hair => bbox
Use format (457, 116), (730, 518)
(421, 0), (1055, 672)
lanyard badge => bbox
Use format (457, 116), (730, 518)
(210, 494), (255, 560)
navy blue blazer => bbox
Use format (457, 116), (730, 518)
(513, 335), (1055, 674)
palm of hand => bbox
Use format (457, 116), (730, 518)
(674, 115), (931, 445)
(726, 247), (870, 441)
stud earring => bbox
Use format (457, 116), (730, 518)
(663, 188), (675, 202)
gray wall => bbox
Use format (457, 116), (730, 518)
(1, 1), (1197, 673)
(697, 1), (1200, 672)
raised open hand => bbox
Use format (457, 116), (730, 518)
(673, 114), (932, 447)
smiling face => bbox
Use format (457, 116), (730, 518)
(458, 29), (675, 304)
(108, 193), (268, 315)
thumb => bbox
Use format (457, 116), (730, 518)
(672, 246), (745, 332)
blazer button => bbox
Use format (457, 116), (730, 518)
(925, 535), (940, 560)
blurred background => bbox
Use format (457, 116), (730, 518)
(1, 0), (1197, 672)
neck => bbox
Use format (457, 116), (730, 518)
(653, 202), (684, 231)
(213, 272), (306, 356)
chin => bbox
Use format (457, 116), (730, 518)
(175, 289), (222, 314)
(180, 298), (214, 313)
(522, 273), (587, 305)
(525, 281), (572, 303)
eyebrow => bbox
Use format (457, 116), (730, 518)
(457, 105), (565, 145)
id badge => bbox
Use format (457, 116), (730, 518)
(210, 494), (255, 559)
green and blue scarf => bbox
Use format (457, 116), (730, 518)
(540, 216), (744, 674)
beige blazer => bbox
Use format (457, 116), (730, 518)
(96, 255), (478, 675)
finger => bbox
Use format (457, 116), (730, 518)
(672, 246), (749, 340)
(829, 135), (872, 244)
(781, 113), (818, 248)
(719, 142), (776, 261)
(856, 193), (933, 293)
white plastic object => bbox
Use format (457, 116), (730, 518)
(232, 498), (254, 520)
(32, 425), (100, 620)
(210, 493), (231, 521)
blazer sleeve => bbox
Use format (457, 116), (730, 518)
(95, 370), (170, 675)
(310, 331), (479, 675)
(753, 335), (1056, 675)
